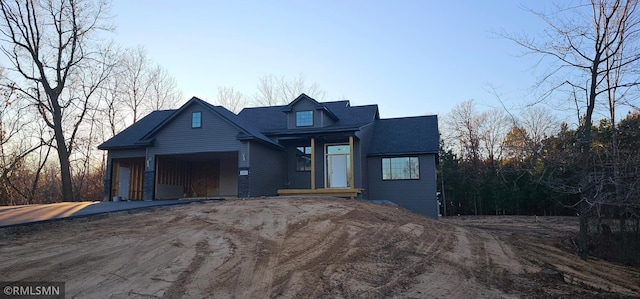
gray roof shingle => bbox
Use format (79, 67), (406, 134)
(238, 100), (379, 133)
(98, 110), (175, 150)
(368, 115), (439, 156)
(98, 95), (436, 154)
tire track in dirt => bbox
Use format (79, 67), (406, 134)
(2, 200), (639, 298)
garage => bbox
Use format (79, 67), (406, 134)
(155, 152), (238, 199)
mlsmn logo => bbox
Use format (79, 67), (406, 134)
(1, 282), (64, 299)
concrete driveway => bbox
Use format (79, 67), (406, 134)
(0, 200), (216, 228)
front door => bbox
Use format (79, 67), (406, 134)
(326, 144), (350, 188)
(329, 155), (348, 188)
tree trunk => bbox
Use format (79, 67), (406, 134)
(578, 212), (589, 260)
(51, 96), (74, 202)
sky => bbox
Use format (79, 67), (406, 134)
(109, 1), (555, 119)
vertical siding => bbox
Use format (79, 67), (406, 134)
(248, 141), (286, 196)
(367, 154), (439, 218)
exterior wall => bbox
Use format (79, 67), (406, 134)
(103, 154), (112, 201)
(285, 144), (312, 189)
(140, 104), (250, 199)
(248, 141), (286, 196)
(286, 99), (334, 129)
(367, 154), (439, 218)
(356, 123), (376, 199)
(352, 138), (363, 193)
(313, 140), (326, 188)
(146, 104), (246, 167)
(219, 153), (239, 196)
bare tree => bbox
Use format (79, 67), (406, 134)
(253, 73), (326, 106)
(0, 0), (113, 202)
(503, 0), (640, 259)
(502, 0), (640, 152)
(97, 45), (181, 138)
(478, 108), (510, 167)
(120, 46), (153, 123)
(444, 100), (484, 162)
(145, 64), (182, 111)
(216, 86), (248, 113)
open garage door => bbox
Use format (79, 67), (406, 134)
(155, 152), (238, 199)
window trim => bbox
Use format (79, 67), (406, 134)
(296, 110), (313, 127)
(192, 111), (202, 128)
(382, 156), (420, 180)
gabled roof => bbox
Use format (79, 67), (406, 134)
(98, 97), (280, 150)
(98, 110), (174, 150)
(238, 99), (379, 134)
(368, 115), (439, 156)
(281, 93), (339, 120)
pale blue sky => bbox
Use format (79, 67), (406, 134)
(110, 1), (553, 118)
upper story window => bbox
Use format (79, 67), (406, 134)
(192, 112), (202, 128)
(296, 111), (313, 127)
(382, 157), (420, 180)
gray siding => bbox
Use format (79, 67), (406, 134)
(286, 99), (334, 129)
(313, 141), (326, 188)
(356, 122), (375, 198)
(285, 144), (311, 189)
(367, 154), (439, 218)
(248, 141), (286, 196)
(108, 149), (146, 159)
(220, 153), (239, 196)
(147, 104), (246, 169)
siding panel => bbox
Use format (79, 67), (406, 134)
(149, 105), (245, 158)
(367, 154), (439, 218)
(249, 142), (286, 196)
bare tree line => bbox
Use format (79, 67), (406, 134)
(215, 73), (327, 113)
(0, 0), (183, 204)
(0, 0), (328, 205)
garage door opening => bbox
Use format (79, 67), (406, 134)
(111, 158), (145, 201)
(155, 152), (238, 199)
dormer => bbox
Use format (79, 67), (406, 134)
(282, 94), (339, 129)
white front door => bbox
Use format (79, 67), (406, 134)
(329, 154), (348, 188)
(119, 166), (130, 199)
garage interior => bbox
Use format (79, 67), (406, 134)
(155, 152), (239, 199)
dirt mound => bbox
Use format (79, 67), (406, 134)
(1, 199), (638, 298)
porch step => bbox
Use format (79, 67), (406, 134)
(277, 188), (363, 200)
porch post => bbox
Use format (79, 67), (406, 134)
(349, 135), (354, 189)
(311, 137), (316, 190)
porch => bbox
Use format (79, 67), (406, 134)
(277, 188), (363, 200)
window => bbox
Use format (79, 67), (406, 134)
(296, 146), (312, 171)
(192, 112), (201, 128)
(296, 111), (313, 127)
(382, 157), (419, 180)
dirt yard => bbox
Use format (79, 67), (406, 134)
(1, 199), (638, 298)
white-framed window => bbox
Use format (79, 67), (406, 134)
(296, 111), (313, 127)
(192, 112), (201, 128)
(382, 157), (419, 180)
(296, 146), (312, 171)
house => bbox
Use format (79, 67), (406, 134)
(98, 94), (440, 218)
